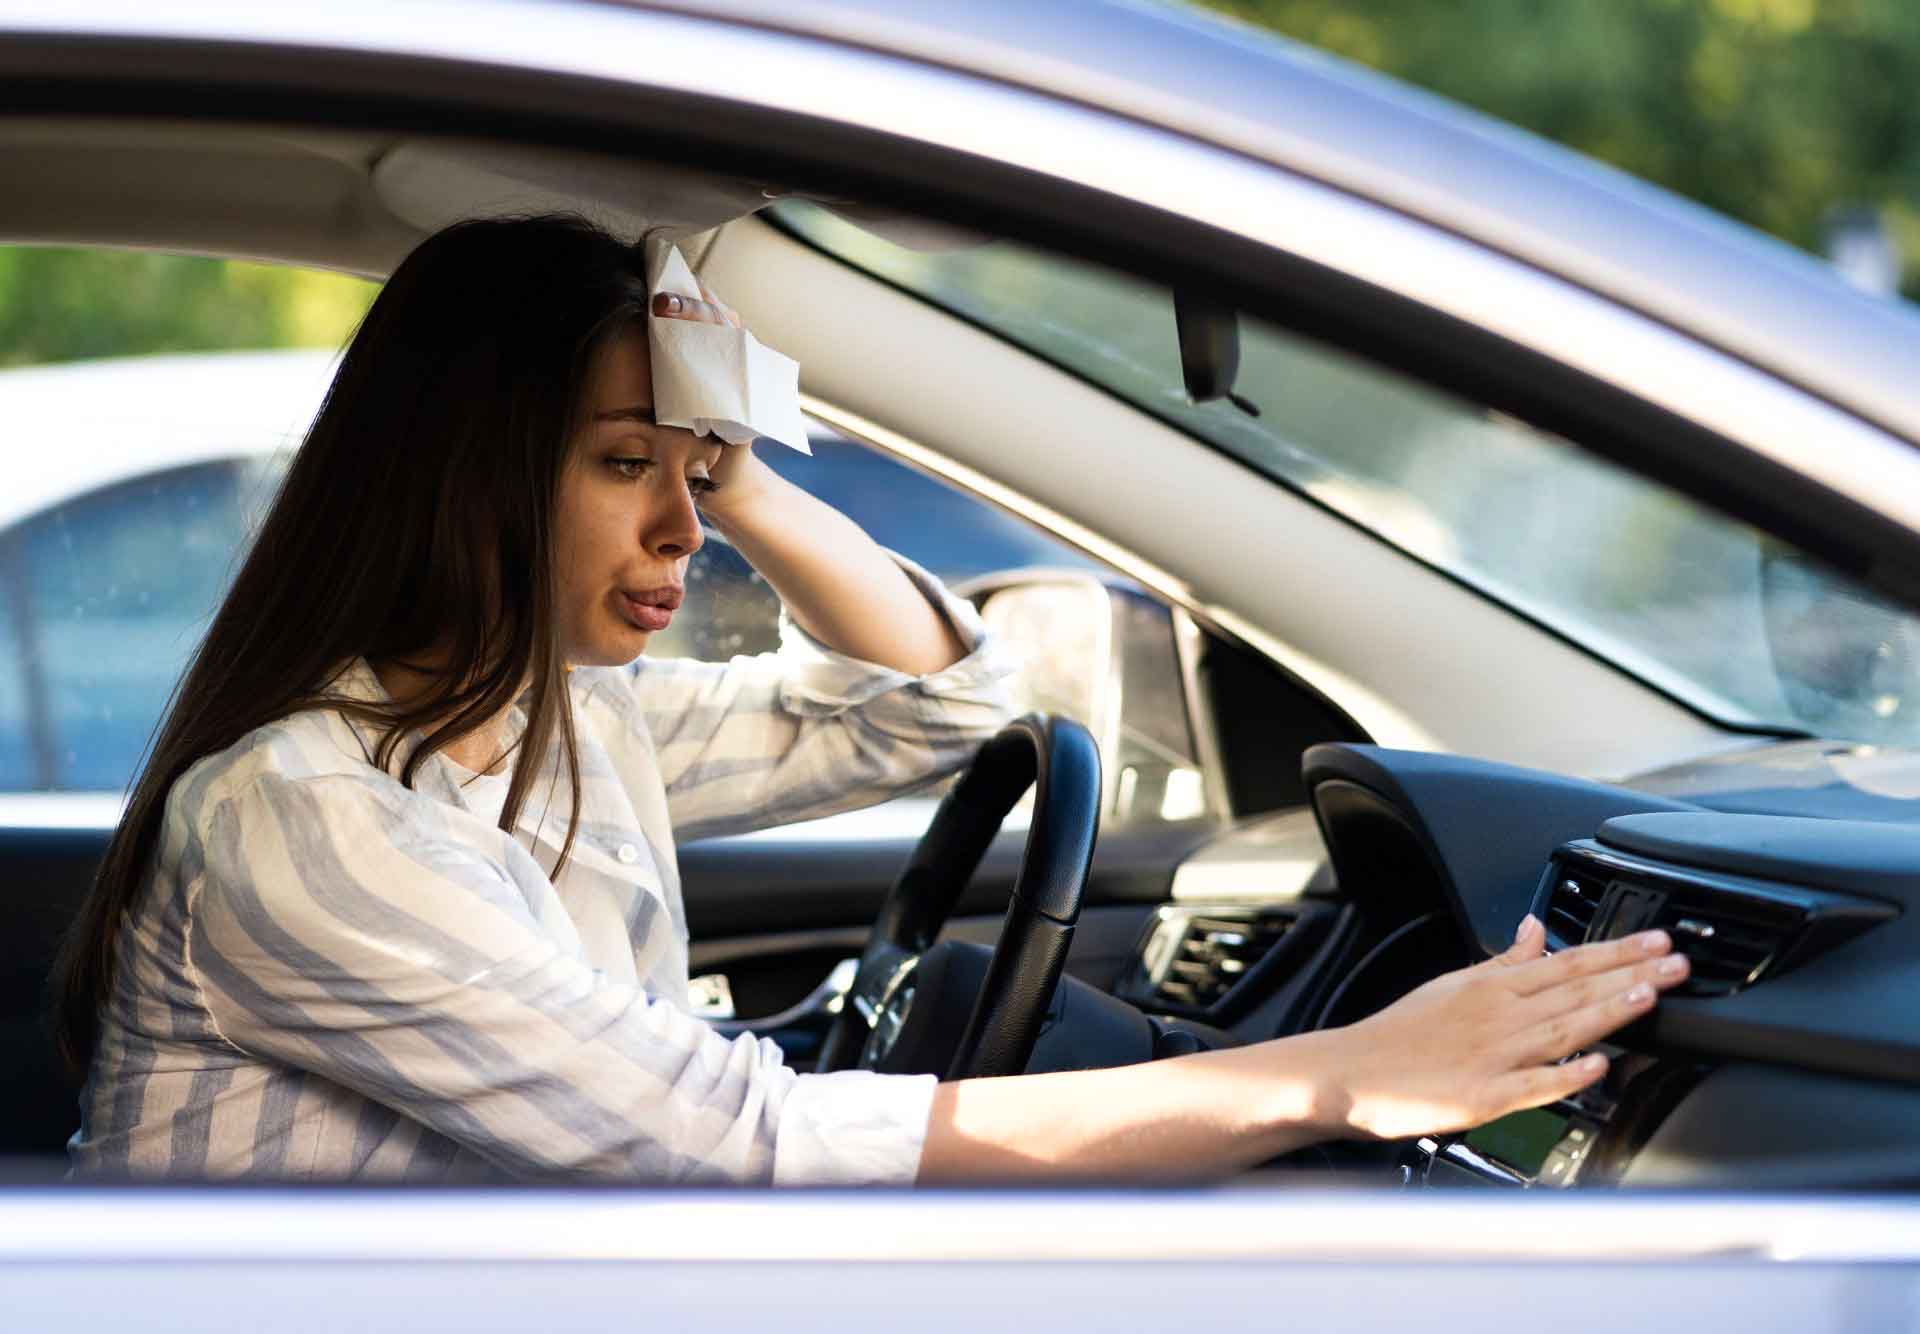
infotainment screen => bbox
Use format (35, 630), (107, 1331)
(1462, 1107), (1569, 1177)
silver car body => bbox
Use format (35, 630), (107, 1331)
(4, 0), (1920, 1324)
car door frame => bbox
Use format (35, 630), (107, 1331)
(8, 2), (1920, 1296)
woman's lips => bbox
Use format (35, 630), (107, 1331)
(619, 586), (683, 633)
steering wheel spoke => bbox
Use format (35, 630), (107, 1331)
(832, 941), (919, 1069)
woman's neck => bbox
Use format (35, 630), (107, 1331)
(368, 655), (516, 775)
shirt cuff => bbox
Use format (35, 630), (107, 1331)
(773, 550), (1011, 716)
(771, 1069), (939, 1187)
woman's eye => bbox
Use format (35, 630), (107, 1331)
(608, 457), (719, 497)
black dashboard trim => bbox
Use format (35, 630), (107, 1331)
(1302, 744), (1700, 956)
(1303, 743), (1920, 1094)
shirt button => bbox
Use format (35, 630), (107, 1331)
(616, 843), (640, 865)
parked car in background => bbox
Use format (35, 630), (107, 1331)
(0, 347), (1097, 802)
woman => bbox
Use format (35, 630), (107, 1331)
(55, 215), (1688, 1184)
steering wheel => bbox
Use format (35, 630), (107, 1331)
(815, 714), (1101, 1079)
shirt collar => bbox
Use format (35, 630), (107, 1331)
(324, 659), (648, 885)
(325, 657), (532, 817)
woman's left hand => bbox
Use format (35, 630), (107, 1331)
(647, 274), (969, 673)
(649, 283), (773, 510)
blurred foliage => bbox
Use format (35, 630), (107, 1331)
(1194, 0), (1920, 296)
(0, 247), (376, 367)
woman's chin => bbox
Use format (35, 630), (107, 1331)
(567, 627), (651, 668)
(609, 631), (652, 663)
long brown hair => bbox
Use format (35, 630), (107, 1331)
(51, 214), (654, 1074)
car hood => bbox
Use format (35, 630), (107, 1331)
(1628, 738), (1920, 825)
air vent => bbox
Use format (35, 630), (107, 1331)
(1648, 887), (1803, 996)
(1156, 914), (1291, 1008)
(1539, 842), (1898, 998)
(1545, 864), (1610, 947)
(1125, 908), (1294, 1013)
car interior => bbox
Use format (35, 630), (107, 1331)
(5, 111), (1920, 1195)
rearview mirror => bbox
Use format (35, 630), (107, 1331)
(1174, 292), (1260, 418)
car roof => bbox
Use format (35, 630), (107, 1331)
(5, 2), (1919, 444)
(644, 0), (1920, 446)
(0, 348), (335, 529)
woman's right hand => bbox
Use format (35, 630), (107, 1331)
(918, 914), (1691, 1184)
(1299, 914), (1690, 1142)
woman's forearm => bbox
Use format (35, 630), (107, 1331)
(916, 1034), (1348, 1183)
(700, 457), (969, 675)
(917, 919), (1693, 1183)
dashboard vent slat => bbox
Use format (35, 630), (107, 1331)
(1544, 866), (1610, 948)
(1541, 841), (1898, 1000)
(1651, 889), (1803, 997)
(1143, 911), (1294, 1012)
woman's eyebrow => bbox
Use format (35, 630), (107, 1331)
(594, 405), (656, 424)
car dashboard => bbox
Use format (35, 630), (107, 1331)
(1124, 742), (1920, 1192)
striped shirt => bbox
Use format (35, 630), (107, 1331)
(70, 556), (1014, 1185)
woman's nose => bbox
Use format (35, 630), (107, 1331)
(644, 479), (705, 559)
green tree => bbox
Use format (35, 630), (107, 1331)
(1195, 0), (1920, 296)
(0, 247), (375, 367)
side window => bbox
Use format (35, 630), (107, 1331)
(0, 244), (370, 797)
(0, 593), (29, 789)
(646, 428), (1103, 664)
(650, 429), (1232, 830)
(0, 461), (271, 792)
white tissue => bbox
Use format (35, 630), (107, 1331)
(643, 236), (811, 455)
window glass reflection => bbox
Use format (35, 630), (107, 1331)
(0, 462), (256, 791)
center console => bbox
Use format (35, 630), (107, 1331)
(1401, 1045), (1706, 1188)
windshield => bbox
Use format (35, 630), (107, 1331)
(774, 200), (1920, 746)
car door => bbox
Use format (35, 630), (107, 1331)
(14, 3), (1920, 1317)
(0, 453), (281, 1156)
(0, 328), (1348, 1153)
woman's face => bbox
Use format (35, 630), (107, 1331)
(554, 326), (725, 667)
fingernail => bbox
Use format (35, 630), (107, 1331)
(1639, 930), (1670, 953)
(1657, 955), (1687, 978)
(1623, 983), (1654, 1006)
(1516, 913), (1540, 941)
(665, 293), (684, 314)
